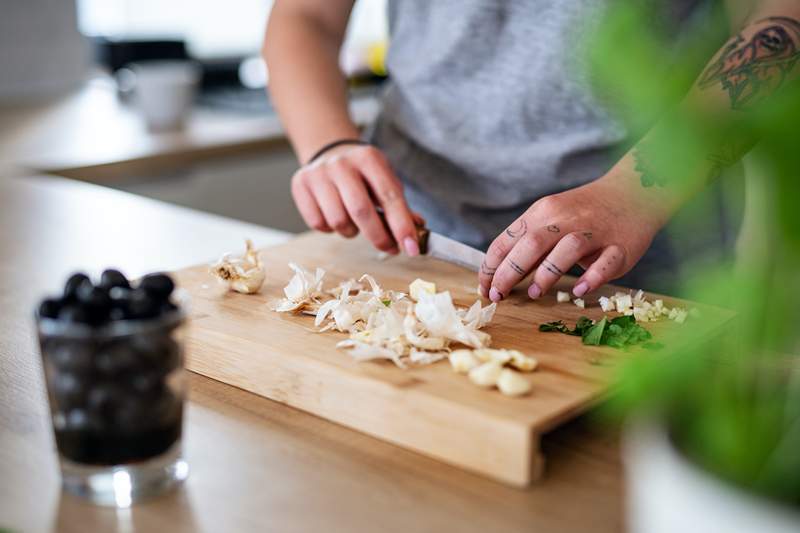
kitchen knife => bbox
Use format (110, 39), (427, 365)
(375, 209), (485, 272)
(416, 227), (485, 272)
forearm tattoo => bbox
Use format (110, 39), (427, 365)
(697, 17), (800, 110)
(635, 17), (800, 189)
(633, 139), (668, 188)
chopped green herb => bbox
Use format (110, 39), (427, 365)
(539, 315), (655, 349)
(539, 320), (572, 334)
(582, 316), (608, 346)
(381, 299), (391, 307)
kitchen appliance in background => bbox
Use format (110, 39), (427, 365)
(0, 0), (89, 102)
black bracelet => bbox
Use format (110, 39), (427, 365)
(307, 138), (370, 164)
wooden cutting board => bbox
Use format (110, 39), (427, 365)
(172, 232), (734, 487)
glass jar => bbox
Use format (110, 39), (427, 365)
(36, 308), (188, 507)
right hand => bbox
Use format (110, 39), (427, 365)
(290, 144), (421, 256)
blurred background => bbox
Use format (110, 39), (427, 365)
(0, 0), (388, 233)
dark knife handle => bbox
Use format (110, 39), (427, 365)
(375, 207), (430, 254)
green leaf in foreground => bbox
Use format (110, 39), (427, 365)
(539, 315), (654, 349)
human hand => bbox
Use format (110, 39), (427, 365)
(478, 177), (667, 302)
(290, 144), (421, 255)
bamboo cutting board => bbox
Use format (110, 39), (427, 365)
(172, 232), (734, 487)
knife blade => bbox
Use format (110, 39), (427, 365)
(419, 230), (485, 272)
(375, 209), (486, 272)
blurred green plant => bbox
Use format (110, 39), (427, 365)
(588, 2), (800, 508)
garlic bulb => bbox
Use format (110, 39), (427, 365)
(211, 239), (266, 294)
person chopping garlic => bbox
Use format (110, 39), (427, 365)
(264, 0), (800, 302)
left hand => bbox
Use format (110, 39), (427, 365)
(478, 176), (665, 302)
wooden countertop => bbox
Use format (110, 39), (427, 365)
(0, 175), (623, 533)
(0, 78), (380, 181)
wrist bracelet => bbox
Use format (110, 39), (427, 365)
(307, 139), (370, 164)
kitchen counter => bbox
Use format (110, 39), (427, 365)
(0, 78), (380, 181)
(0, 174), (623, 533)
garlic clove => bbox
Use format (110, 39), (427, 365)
(468, 361), (503, 387)
(497, 369), (532, 397)
(473, 348), (512, 364)
(507, 350), (538, 372)
(449, 349), (479, 373)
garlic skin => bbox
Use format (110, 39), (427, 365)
(449, 349), (479, 373)
(497, 369), (532, 397)
(211, 239), (266, 294)
(409, 278), (436, 301)
(468, 362), (503, 387)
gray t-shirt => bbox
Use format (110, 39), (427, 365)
(369, 0), (712, 249)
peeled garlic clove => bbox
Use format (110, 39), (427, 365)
(507, 350), (538, 372)
(468, 361), (503, 387)
(497, 369), (532, 397)
(449, 349), (479, 373)
(473, 348), (512, 364)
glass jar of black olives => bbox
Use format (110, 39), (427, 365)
(36, 270), (188, 507)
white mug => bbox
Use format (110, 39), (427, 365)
(130, 61), (200, 132)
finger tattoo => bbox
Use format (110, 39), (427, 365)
(546, 224), (560, 233)
(480, 262), (497, 275)
(509, 260), (526, 276)
(506, 219), (528, 238)
(542, 259), (564, 276)
(583, 232), (593, 240)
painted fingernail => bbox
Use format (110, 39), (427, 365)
(479, 285), (488, 298)
(573, 281), (589, 297)
(528, 283), (542, 300)
(403, 237), (420, 257)
(489, 287), (503, 302)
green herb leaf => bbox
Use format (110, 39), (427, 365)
(539, 320), (570, 333)
(539, 315), (655, 350)
(582, 316), (608, 345)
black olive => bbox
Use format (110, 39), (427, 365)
(63, 273), (90, 301)
(139, 273), (175, 300)
(38, 298), (62, 319)
(95, 341), (140, 375)
(108, 287), (132, 320)
(48, 341), (93, 374)
(52, 372), (86, 408)
(99, 269), (130, 291)
(79, 286), (112, 325)
(127, 288), (160, 320)
(57, 304), (91, 324)
(160, 301), (179, 315)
